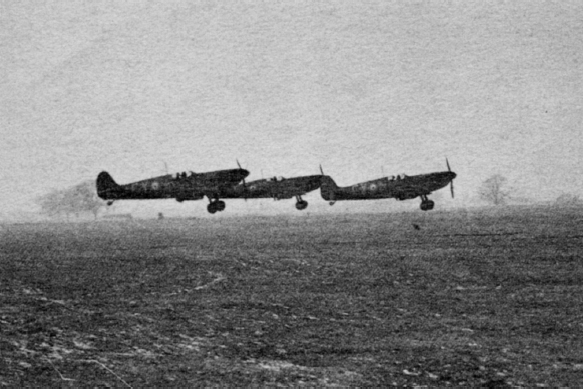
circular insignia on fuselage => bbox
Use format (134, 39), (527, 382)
(151, 181), (159, 190)
(369, 184), (377, 192)
(250, 185), (257, 191)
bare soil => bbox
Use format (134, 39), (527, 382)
(1, 206), (582, 387)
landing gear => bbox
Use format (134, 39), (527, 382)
(419, 195), (435, 211)
(107, 200), (115, 206)
(295, 195), (308, 211)
(296, 201), (308, 211)
(420, 201), (434, 211)
(207, 199), (226, 214)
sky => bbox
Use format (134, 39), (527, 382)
(1, 1), (582, 219)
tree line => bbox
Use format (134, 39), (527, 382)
(478, 174), (580, 206)
(37, 180), (105, 220)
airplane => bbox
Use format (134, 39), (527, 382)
(96, 165), (250, 214)
(220, 170), (324, 211)
(320, 159), (456, 211)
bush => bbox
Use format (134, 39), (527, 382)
(37, 180), (105, 219)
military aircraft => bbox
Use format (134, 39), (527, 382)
(220, 170), (324, 211)
(320, 159), (456, 211)
(96, 165), (249, 214)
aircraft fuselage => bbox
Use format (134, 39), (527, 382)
(96, 169), (250, 202)
(222, 175), (323, 200)
(322, 171), (456, 202)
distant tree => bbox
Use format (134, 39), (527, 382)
(37, 180), (105, 220)
(72, 180), (104, 219)
(37, 189), (68, 218)
(478, 174), (510, 206)
(555, 193), (580, 207)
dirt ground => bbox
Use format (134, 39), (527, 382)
(1, 206), (582, 387)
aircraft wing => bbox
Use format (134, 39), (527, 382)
(271, 175), (323, 199)
(192, 168), (249, 198)
(390, 176), (441, 200)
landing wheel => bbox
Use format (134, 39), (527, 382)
(216, 200), (226, 212)
(295, 200), (308, 211)
(420, 200), (435, 211)
(207, 202), (218, 214)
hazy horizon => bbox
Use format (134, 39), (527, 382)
(2, 2), (582, 220)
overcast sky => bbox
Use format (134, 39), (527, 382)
(1, 1), (582, 219)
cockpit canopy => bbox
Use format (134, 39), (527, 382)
(173, 171), (195, 179)
(267, 176), (285, 182)
(389, 174), (407, 181)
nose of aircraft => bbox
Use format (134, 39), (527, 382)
(439, 171), (456, 182)
(240, 169), (250, 178)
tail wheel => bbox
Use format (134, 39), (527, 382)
(295, 200), (308, 211)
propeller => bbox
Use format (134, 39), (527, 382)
(446, 157), (454, 199)
(319, 164), (324, 175)
(237, 159), (247, 200)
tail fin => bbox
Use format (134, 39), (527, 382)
(96, 171), (121, 199)
(320, 175), (340, 201)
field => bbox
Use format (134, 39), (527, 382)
(1, 206), (583, 387)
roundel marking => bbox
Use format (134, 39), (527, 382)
(152, 181), (160, 190)
(369, 184), (377, 192)
(250, 185), (257, 192)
